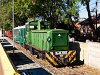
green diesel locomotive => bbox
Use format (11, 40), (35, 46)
(14, 21), (76, 66)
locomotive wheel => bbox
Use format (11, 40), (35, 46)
(22, 44), (25, 48)
(37, 51), (44, 59)
(37, 52), (40, 59)
(29, 47), (33, 55)
(41, 52), (45, 60)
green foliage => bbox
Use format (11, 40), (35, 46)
(81, 0), (90, 5)
(0, 0), (80, 30)
(80, 0), (95, 30)
(55, 0), (79, 25)
(0, 0), (12, 30)
(4, 20), (12, 30)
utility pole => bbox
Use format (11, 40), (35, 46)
(0, 1), (1, 29)
(96, 0), (98, 29)
(12, 0), (15, 53)
(1, 0), (4, 39)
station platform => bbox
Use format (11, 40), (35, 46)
(0, 39), (20, 75)
(0, 37), (52, 75)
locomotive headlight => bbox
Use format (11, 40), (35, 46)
(47, 37), (51, 42)
(58, 34), (61, 37)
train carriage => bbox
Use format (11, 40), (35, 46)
(14, 26), (26, 45)
(14, 25), (34, 45)
(6, 30), (12, 38)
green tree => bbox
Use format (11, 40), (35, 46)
(81, 0), (95, 31)
(32, 0), (80, 28)
(0, 0), (11, 30)
(0, 0), (80, 30)
(14, 0), (35, 26)
(55, 0), (79, 26)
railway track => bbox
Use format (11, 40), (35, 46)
(7, 37), (100, 75)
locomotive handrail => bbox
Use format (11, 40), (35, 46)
(0, 43), (20, 75)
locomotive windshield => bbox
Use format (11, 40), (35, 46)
(26, 21), (50, 30)
(40, 21), (50, 29)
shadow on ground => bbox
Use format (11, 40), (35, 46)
(8, 52), (34, 66)
(0, 39), (17, 50)
(8, 52), (52, 75)
(19, 68), (51, 75)
(3, 46), (17, 51)
(0, 39), (8, 42)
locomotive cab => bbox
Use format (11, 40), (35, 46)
(48, 29), (69, 65)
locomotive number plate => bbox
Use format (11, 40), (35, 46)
(55, 51), (67, 55)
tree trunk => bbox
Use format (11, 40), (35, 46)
(50, 0), (57, 29)
(50, 7), (54, 29)
(86, 2), (95, 31)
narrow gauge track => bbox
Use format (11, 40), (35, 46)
(7, 37), (100, 75)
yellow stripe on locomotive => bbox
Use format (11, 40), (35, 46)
(45, 50), (76, 66)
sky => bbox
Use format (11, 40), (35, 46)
(79, 0), (100, 19)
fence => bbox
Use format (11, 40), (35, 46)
(69, 41), (100, 69)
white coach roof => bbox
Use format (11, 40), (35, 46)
(14, 25), (34, 29)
